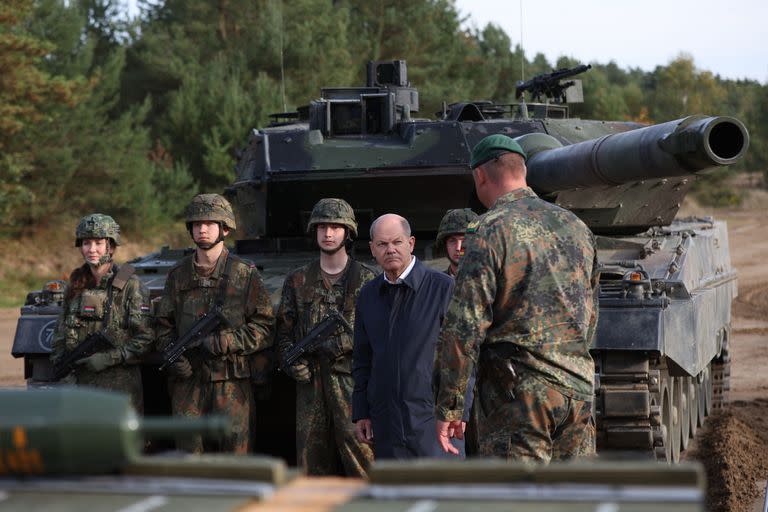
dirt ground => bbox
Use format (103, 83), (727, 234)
(681, 203), (768, 512)
(1, 199), (767, 510)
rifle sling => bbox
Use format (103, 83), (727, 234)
(214, 253), (235, 309)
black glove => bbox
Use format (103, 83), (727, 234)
(283, 358), (311, 383)
(168, 355), (193, 379)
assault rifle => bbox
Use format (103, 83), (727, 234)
(53, 331), (114, 381)
(282, 310), (352, 367)
(159, 308), (225, 370)
(515, 64), (592, 103)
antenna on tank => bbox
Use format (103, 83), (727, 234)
(278, 0), (287, 112)
(519, 0), (525, 82)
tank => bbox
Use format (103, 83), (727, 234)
(10, 60), (747, 465)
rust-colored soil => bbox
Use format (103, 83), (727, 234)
(688, 401), (768, 511)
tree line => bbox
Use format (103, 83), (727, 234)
(2, 0), (766, 235)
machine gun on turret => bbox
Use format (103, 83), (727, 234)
(516, 64), (592, 103)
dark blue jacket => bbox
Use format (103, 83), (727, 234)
(352, 258), (471, 459)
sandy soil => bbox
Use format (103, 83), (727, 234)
(1, 200), (767, 510)
(0, 308), (25, 387)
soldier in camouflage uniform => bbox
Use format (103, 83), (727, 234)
(435, 208), (480, 455)
(155, 194), (274, 454)
(50, 214), (152, 412)
(435, 208), (478, 277)
(276, 198), (375, 476)
(434, 135), (599, 463)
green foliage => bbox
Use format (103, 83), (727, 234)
(692, 169), (744, 208)
(0, 0), (83, 234)
(2, 0), (767, 243)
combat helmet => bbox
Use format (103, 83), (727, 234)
(75, 214), (121, 247)
(435, 208), (478, 249)
(185, 194), (236, 231)
(306, 198), (358, 238)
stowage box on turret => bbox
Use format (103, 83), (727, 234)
(11, 60), (748, 464)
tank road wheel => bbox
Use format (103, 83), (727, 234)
(669, 376), (681, 463)
(677, 377), (691, 451)
(688, 376), (698, 439)
(702, 366), (713, 417)
(653, 375), (674, 463)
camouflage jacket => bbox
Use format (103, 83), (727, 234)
(435, 187), (599, 422)
(155, 248), (274, 381)
(276, 259), (376, 374)
(51, 263), (153, 364)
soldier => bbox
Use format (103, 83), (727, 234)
(155, 194), (274, 454)
(434, 134), (599, 463)
(50, 214), (152, 412)
(276, 198), (375, 477)
(435, 208), (480, 455)
(435, 208), (478, 277)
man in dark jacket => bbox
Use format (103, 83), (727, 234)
(352, 213), (470, 459)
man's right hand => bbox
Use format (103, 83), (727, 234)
(355, 419), (374, 445)
(284, 358), (311, 383)
(168, 355), (193, 379)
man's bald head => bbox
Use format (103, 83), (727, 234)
(370, 213), (411, 240)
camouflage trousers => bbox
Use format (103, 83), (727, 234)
(477, 373), (595, 463)
(76, 364), (144, 414)
(168, 375), (253, 454)
(296, 365), (373, 477)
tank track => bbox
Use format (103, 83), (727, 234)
(595, 347), (730, 463)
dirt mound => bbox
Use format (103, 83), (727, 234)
(690, 399), (768, 512)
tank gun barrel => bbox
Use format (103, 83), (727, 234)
(524, 115), (749, 194)
(0, 388), (230, 475)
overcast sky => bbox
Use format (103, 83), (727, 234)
(454, 0), (767, 84)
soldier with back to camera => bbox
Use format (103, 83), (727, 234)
(434, 135), (600, 463)
(276, 198), (376, 476)
(154, 194), (274, 454)
(50, 214), (152, 412)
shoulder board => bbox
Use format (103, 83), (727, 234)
(466, 220), (480, 234)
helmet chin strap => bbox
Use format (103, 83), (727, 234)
(88, 252), (113, 268)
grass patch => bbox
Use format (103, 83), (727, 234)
(0, 272), (57, 308)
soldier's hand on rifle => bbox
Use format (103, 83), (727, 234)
(284, 358), (311, 383)
(75, 350), (119, 373)
(168, 355), (193, 379)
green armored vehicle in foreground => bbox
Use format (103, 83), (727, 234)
(0, 388), (706, 511)
(11, 60), (748, 464)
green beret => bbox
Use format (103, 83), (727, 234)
(470, 134), (527, 168)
